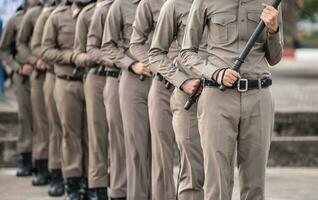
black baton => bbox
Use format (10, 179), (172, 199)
(139, 75), (146, 81)
(219, 0), (282, 91)
(183, 78), (204, 110)
(72, 67), (80, 77)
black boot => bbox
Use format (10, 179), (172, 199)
(48, 169), (65, 197)
(111, 197), (126, 200)
(16, 152), (32, 177)
(65, 177), (82, 200)
(83, 187), (108, 200)
(32, 159), (50, 186)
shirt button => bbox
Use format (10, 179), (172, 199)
(241, 19), (245, 22)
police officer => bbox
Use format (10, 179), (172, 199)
(17, 0), (50, 186)
(129, 0), (176, 199)
(180, 0), (283, 199)
(72, 0), (106, 199)
(30, 0), (64, 196)
(102, 0), (152, 199)
(148, 0), (211, 198)
(0, 0), (32, 177)
(41, 0), (88, 199)
(87, 0), (127, 199)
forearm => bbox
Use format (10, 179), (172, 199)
(103, 43), (134, 70)
(180, 50), (217, 80)
(87, 47), (102, 64)
(74, 52), (94, 68)
(130, 43), (150, 66)
(31, 45), (42, 59)
(266, 30), (283, 66)
(150, 49), (188, 88)
(17, 43), (37, 65)
(42, 48), (73, 65)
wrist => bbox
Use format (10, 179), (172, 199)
(268, 26), (279, 34)
(128, 62), (137, 73)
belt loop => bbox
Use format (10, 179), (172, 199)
(258, 78), (262, 89)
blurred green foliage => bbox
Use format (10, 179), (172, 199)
(300, 0), (318, 21)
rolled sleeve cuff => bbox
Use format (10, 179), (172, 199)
(170, 70), (190, 89)
(267, 28), (281, 43)
(63, 51), (74, 64)
(120, 55), (135, 70)
(203, 65), (218, 80)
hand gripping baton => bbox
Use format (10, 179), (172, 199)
(219, 0), (282, 91)
(184, 0), (282, 109)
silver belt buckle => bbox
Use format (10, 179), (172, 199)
(237, 78), (248, 92)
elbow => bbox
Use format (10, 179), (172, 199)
(129, 43), (139, 58)
(268, 50), (283, 66)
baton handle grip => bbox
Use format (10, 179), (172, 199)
(184, 95), (197, 111)
(139, 75), (145, 81)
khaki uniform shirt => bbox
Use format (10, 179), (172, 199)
(41, 4), (81, 76)
(73, 3), (96, 68)
(30, 6), (56, 67)
(129, 0), (166, 73)
(17, 5), (43, 66)
(0, 10), (25, 70)
(180, 0), (283, 80)
(101, 0), (140, 70)
(87, 0), (115, 68)
(149, 0), (208, 88)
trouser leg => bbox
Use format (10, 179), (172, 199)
(54, 78), (86, 178)
(170, 88), (205, 200)
(30, 71), (49, 160)
(119, 70), (151, 200)
(13, 72), (33, 154)
(104, 76), (126, 198)
(238, 88), (274, 200)
(43, 73), (62, 170)
(198, 88), (238, 200)
(84, 74), (109, 188)
(148, 79), (175, 200)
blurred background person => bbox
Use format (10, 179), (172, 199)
(282, 0), (304, 48)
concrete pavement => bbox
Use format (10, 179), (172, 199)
(0, 168), (318, 200)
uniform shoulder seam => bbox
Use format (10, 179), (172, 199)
(51, 6), (67, 15)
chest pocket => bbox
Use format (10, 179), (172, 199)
(209, 14), (236, 44)
(247, 12), (266, 43)
(58, 23), (75, 49)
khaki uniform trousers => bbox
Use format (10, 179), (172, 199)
(170, 88), (205, 200)
(30, 71), (49, 160)
(43, 72), (62, 170)
(84, 73), (109, 188)
(104, 75), (127, 198)
(119, 70), (151, 200)
(198, 87), (274, 200)
(54, 78), (88, 178)
(148, 78), (175, 200)
(13, 69), (33, 154)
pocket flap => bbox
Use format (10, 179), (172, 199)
(247, 13), (261, 23)
(211, 14), (236, 26)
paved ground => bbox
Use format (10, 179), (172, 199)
(0, 168), (317, 200)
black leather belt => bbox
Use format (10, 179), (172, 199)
(154, 73), (174, 90)
(106, 71), (120, 78)
(204, 77), (272, 92)
(88, 66), (107, 77)
(57, 75), (83, 82)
